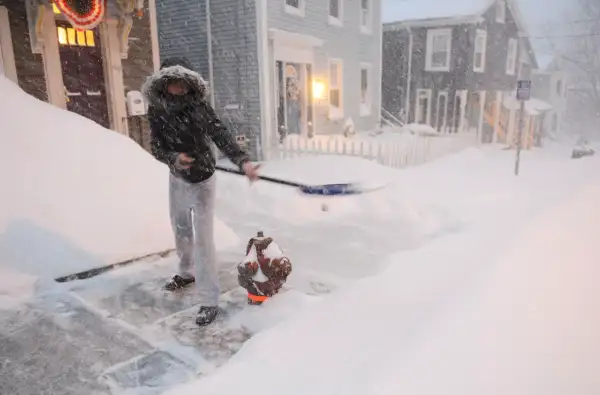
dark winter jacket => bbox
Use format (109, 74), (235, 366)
(142, 57), (249, 183)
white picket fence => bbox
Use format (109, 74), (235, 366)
(265, 132), (478, 169)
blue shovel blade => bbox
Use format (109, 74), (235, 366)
(299, 183), (381, 196)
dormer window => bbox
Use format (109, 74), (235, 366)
(496, 0), (506, 23)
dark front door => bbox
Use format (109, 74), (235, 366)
(56, 21), (109, 128)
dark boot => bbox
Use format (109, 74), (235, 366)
(195, 306), (219, 326)
(164, 274), (195, 291)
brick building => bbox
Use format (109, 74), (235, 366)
(0, 0), (159, 146)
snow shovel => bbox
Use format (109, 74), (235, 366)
(215, 165), (386, 196)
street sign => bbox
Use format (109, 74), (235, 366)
(516, 80), (532, 101)
(514, 80), (531, 176)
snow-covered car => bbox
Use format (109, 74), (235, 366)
(572, 146), (596, 159)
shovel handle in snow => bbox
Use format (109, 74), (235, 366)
(215, 165), (384, 196)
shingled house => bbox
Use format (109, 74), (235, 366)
(382, 0), (542, 146)
(154, 0), (383, 160)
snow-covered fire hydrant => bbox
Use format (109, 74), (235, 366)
(237, 231), (292, 305)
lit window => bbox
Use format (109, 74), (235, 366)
(57, 26), (95, 47)
(57, 27), (67, 45)
(52, 3), (61, 14)
(77, 30), (87, 46)
(85, 30), (95, 46)
(67, 28), (76, 45)
(329, 59), (343, 119)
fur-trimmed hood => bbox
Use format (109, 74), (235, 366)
(141, 57), (208, 110)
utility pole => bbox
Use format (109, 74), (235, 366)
(515, 80), (531, 176)
(515, 99), (525, 176)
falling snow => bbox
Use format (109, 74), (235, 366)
(1, 0), (599, 394)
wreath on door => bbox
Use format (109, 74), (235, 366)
(53, 0), (106, 30)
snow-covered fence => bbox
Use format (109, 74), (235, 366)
(265, 132), (477, 169)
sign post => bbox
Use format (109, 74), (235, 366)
(515, 80), (531, 176)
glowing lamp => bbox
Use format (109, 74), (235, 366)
(312, 79), (325, 100)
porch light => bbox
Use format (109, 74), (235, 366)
(312, 79), (325, 100)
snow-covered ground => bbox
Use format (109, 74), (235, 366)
(171, 143), (600, 395)
(1, 76), (599, 395)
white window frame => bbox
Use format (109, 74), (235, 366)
(328, 0), (343, 27)
(328, 58), (344, 120)
(473, 29), (487, 73)
(436, 91), (449, 131)
(415, 89), (432, 125)
(359, 62), (372, 117)
(425, 28), (452, 72)
(360, 0), (372, 34)
(284, 0), (305, 17)
(506, 38), (517, 75)
(496, 0), (506, 23)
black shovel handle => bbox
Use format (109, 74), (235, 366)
(215, 165), (307, 188)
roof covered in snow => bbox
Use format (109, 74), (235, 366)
(382, 0), (494, 24)
(383, 0), (538, 68)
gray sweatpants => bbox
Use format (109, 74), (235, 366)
(169, 173), (219, 306)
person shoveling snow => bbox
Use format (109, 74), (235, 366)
(143, 57), (260, 326)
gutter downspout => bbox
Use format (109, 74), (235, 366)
(206, 0), (216, 108)
(405, 26), (413, 122)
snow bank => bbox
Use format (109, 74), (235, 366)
(167, 148), (600, 395)
(0, 267), (37, 309)
(0, 77), (239, 280)
(403, 123), (441, 136)
(229, 290), (318, 334)
(371, 182), (600, 395)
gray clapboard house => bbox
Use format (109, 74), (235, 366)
(532, 55), (571, 136)
(155, 0), (382, 160)
(382, 0), (540, 145)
